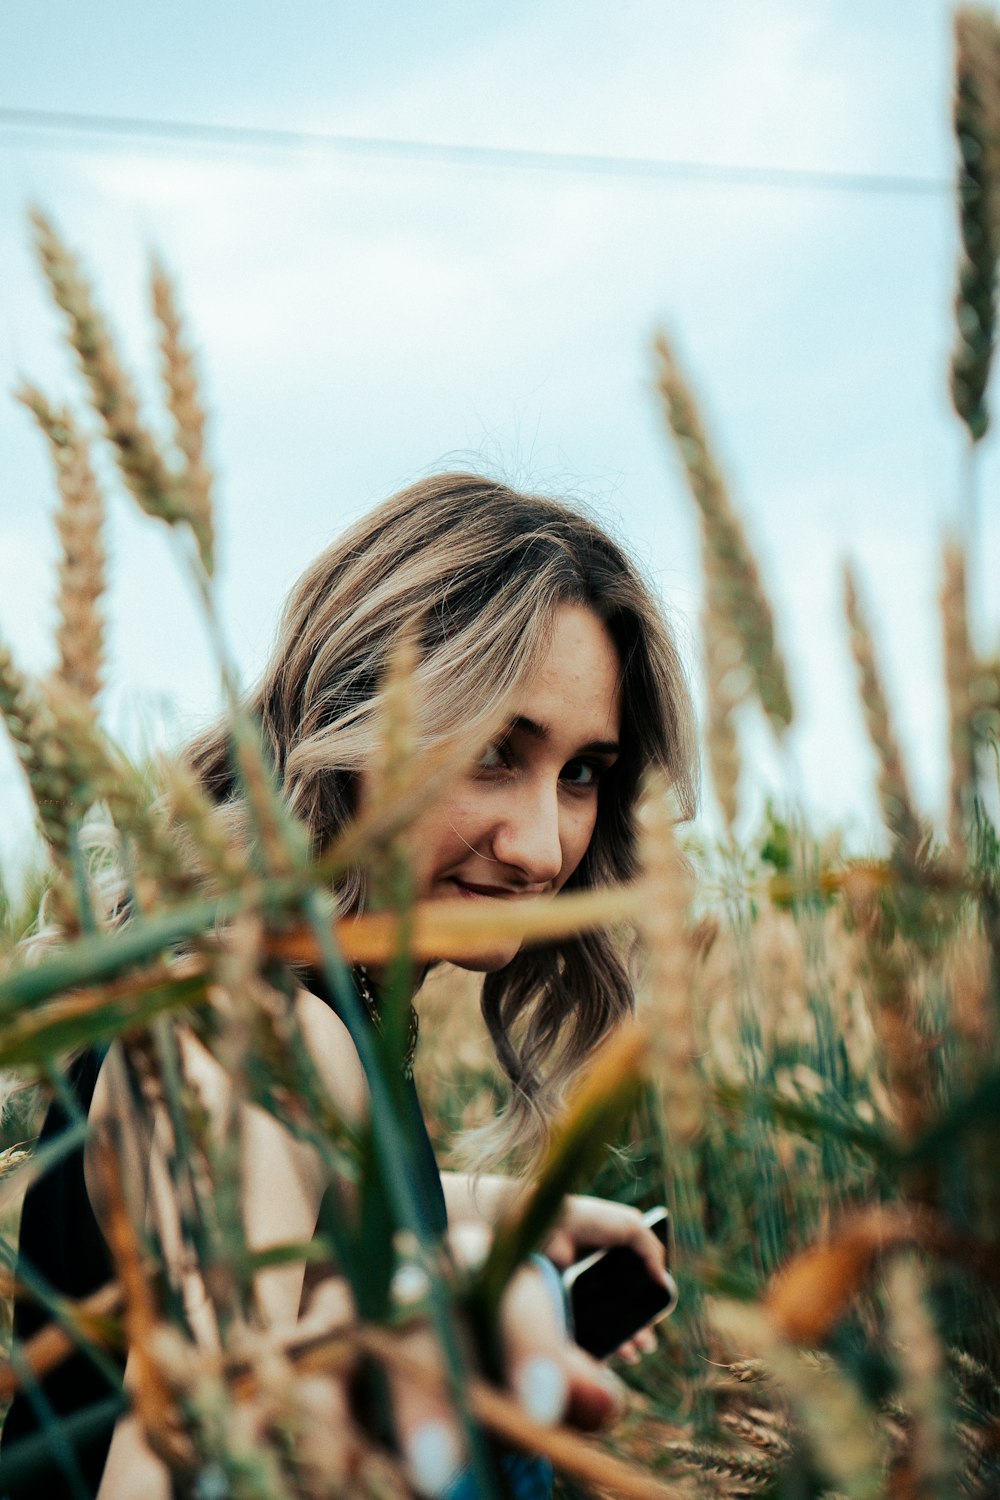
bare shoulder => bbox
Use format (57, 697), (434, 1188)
(293, 985), (369, 1125)
(84, 1043), (153, 1224)
(87, 989), (367, 1129)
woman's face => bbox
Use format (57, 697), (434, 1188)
(410, 602), (622, 971)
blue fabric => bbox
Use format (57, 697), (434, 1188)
(445, 1450), (554, 1500)
(527, 1251), (569, 1337)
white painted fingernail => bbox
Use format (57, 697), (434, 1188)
(391, 1261), (431, 1305)
(514, 1356), (567, 1426)
(406, 1421), (463, 1497)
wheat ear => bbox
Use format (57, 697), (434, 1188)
(654, 332), (793, 736)
(0, 644), (76, 859)
(885, 1253), (952, 1494)
(702, 585), (745, 835)
(364, 629), (421, 908)
(972, 655), (1000, 742)
(711, 1301), (886, 1495)
(43, 680), (199, 905)
(941, 540), (976, 853)
(842, 564), (921, 852)
(30, 210), (208, 567)
(637, 774), (702, 1145)
(17, 383), (106, 713)
(951, 9), (1000, 441)
(233, 723), (308, 878)
(157, 757), (247, 889)
(150, 260), (215, 575)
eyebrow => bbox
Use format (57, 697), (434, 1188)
(511, 715), (620, 757)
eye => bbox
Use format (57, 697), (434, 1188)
(476, 739), (511, 773)
(561, 758), (602, 789)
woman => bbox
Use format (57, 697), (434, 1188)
(4, 473), (697, 1498)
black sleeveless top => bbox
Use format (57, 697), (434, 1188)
(0, 974), (446, 1499)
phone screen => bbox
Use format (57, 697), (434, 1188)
(563, 1208), (677, 1360)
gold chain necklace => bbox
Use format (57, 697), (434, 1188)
(354, 964), (420, 1081)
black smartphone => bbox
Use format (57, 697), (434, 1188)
(561, 1206), (678, 1360)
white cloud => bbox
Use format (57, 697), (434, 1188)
(0, 0), (987, 860)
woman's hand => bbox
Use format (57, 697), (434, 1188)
(543, 1195), (667, 1278)
(388, 1243), (626, 1495)
(543, 1195), (671, 1364)
(440, 1179), (672, 1366)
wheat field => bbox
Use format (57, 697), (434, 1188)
(0, 10), (999, 1498)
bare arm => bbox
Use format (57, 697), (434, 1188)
(87, 994), (629, 1496)
(440, 1170), (519, 1226)
(87, 989), (368, 1499)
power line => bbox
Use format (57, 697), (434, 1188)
(0, 104), (953, 197)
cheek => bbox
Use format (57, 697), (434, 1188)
(408, 788), (488, 884)
(556, 802), (601, 887)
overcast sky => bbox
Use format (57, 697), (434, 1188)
(1, 0), (997, 888)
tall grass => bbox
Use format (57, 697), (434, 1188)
(1, 11), (1000, 1497)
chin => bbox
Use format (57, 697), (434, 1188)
(452, 946), (521, 974)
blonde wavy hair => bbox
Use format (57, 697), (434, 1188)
(187, 473), (698, 1163)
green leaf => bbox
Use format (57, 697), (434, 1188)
(474, 1025), (647, 1342)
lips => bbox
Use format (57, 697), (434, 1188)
(450, 879), (513, 899)
(449, 878), (528, 900)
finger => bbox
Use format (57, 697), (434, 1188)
(381, 1234), (483, 1494)
(269, 1279), (364, 1485)
(612, 1325), (657, 1364)
(542, 1227), (575, 1268)
(640, 1237), (669, 1287)
(617, 1214), (669, 1287)
(388, 1322), (466, 1497)
(294, 1369), (361, 1483)
(634, 1325), (658, 1355)
(563, 1342), (627, 1431)
(500, 1256), (569, 1427)
(566, 1199), (670, 1287)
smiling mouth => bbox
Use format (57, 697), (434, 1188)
(448, 878), (528, 900)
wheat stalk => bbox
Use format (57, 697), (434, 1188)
(664, 1437), (778, 1489)
(951, 9), (1000, 441)
(30, 210), (211, 573)
(150, 261), (215, 575)
(852, 904), (934, 1149)
(703, 587), (746, 834)
(884, 1254), (953, 1495)
(0, 1283), (122, 1402)
(365, 629), (420, 910)
(17, 383), (107, 714)
(941, 540), (977, 854)
(232, 723), (309, 878)
(969, 652), (1000, 774)
(654, 332), (793, 738)
(31, 211), (176, 510)
(37, 682), (204, 914)
(89, 1129), (191, 1470)
(637, 775), (702, 1146)
(157, 757), (248, 890)
(0, 642), (77, 862)
(842, 565), (921, 853)
(719, 1406), (793, 1461)
(711, 1300), (885, 1499)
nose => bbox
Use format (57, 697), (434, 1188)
(489, 777), (564, 887)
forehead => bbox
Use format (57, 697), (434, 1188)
(512, 604), (622, 743)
